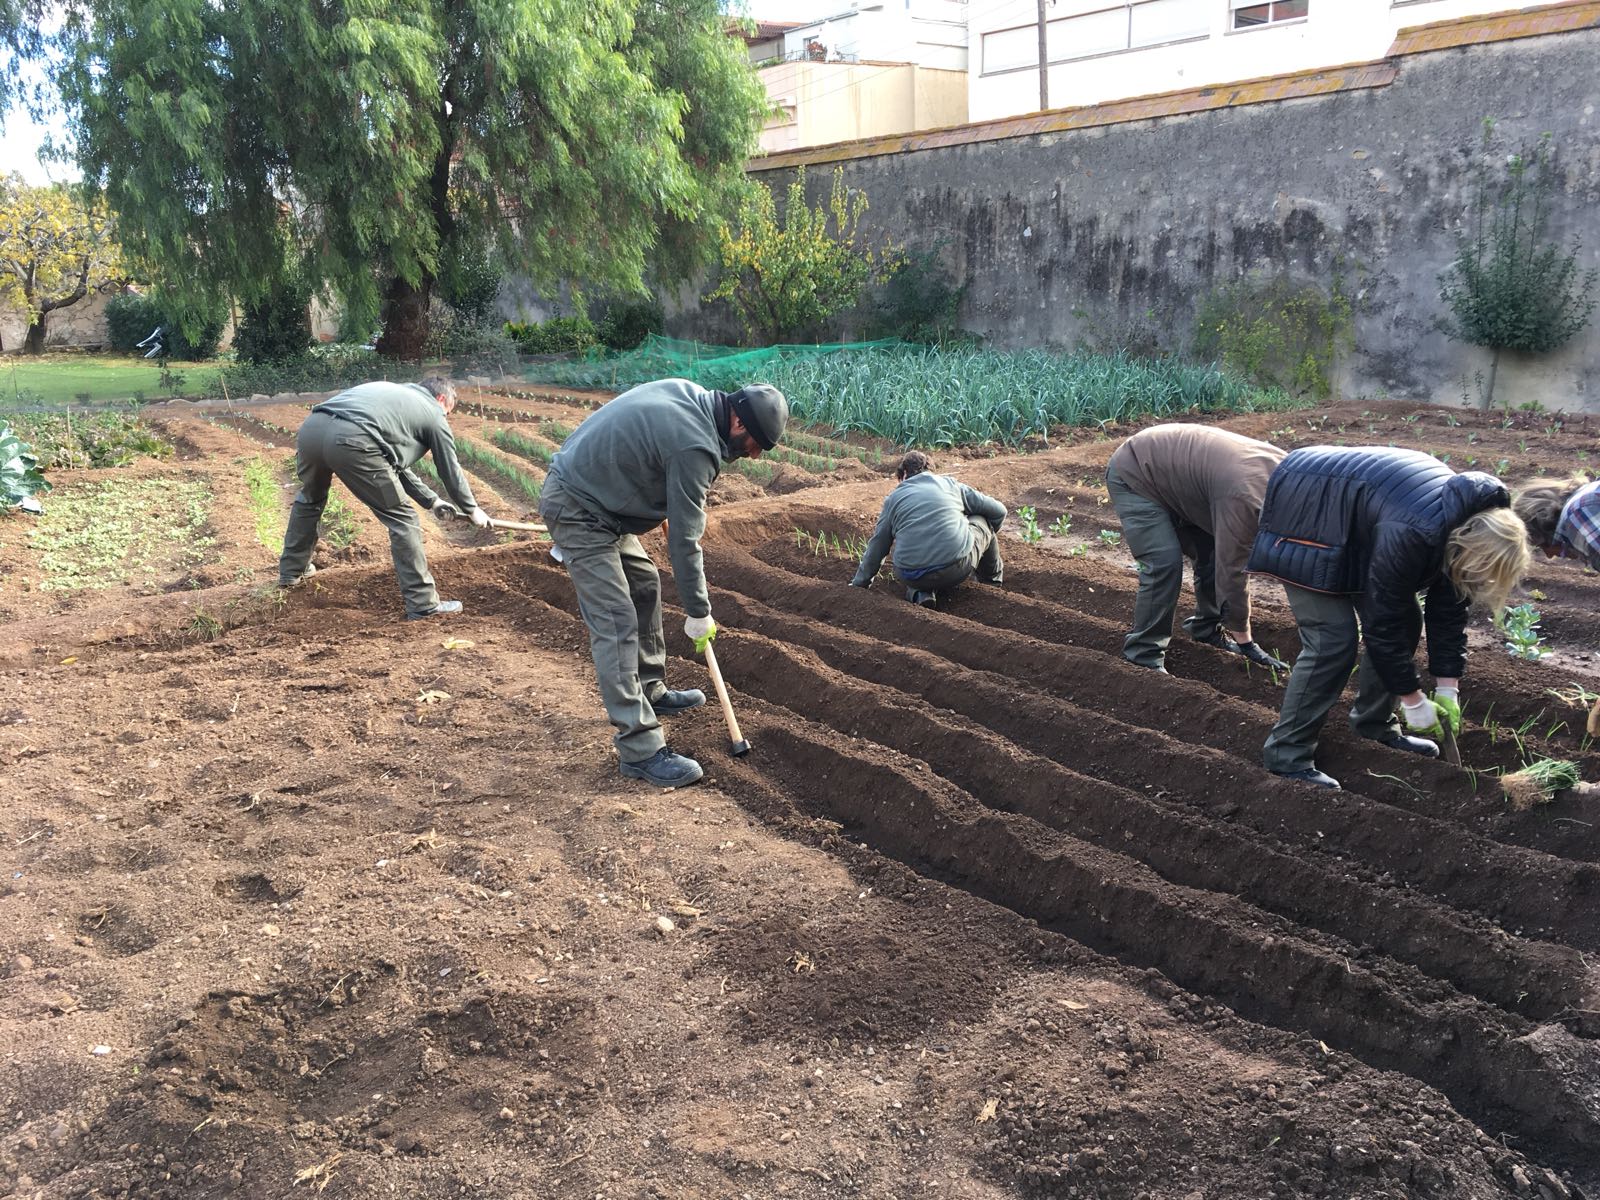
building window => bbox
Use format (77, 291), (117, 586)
(1231, 0), (1308, 28)
(981, 0), (1210, 74)
(982, 23), (1040, 74)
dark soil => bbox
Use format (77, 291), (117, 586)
(1, 395), (1596, 1200)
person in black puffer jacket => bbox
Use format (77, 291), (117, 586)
(1245, 446), (1530, 789)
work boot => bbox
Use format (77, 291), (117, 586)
(649, 688), (706, 716)
(978, 572), (1003, 586)
(907, 588), (937, 607)
(1193, 628), (1239, 652)
(278, 562), (317, 588)
(1126, 657), (1169, 675)
(619, 748), (704, 790)
(1375, 732), (1440, 758)
(1271, 767), (1342, 789)
(406, 600), (464, 620)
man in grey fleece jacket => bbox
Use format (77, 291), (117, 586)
(850, 453), (1006, 605)
(539, 378), (788, 789)
(278, 375), (488, 619)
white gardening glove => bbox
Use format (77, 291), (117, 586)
(684, 614), (717, 654)
(432, 498), (460, 520)
(469, 507), (491, 528)
(1401, 695), (1444, 735)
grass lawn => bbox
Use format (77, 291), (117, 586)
(1, 354), (224, 408)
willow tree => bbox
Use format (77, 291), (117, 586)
(57, 0), (766, 358)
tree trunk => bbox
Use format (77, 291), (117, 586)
(375, 276), (432, 361)
(1479, 346), (1502, 412)
(23, 318), (47, 355)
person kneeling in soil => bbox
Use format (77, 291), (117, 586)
(1105, 424), (1288, 675)
(540, 378), (789, 791)
(849, 452), (1006, 606)
(278, 375), (489, 620)
(1246, 447), (1530, 790)
(1513, 475), (1600, 572)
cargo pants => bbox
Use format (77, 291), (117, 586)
(901, 517), (1004, 594)
(278, 411), (440, 616)
(538, 476), (669, 765)
(1105, 463), (1222, 669)
(1261, 584), (1404, 775)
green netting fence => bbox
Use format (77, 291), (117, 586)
(521, 335), (1299, 448)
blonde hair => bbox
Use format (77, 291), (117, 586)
(1445, 507), (1531, 614)
(1512, 477), (1587, 549)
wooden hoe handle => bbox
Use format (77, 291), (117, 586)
(702, 641), (750, 757)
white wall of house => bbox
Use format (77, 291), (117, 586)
(759, 60), (969, 152)
(775, 1), (970, 71)
(969, 0), (1545, 120)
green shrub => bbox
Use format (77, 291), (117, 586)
(103, 293), (225, 360)
(105, 294), (162, 353)
(443, 323), (521, 376)
(868, 245), (967, 344)
(1437, 124), (1598, 410)
(596, 296), (665, 351)
(505, 316), (599, 355)
(438, 237), (504, 327)
(205, 348), (389, 400)
(1192, 276), (1353, 400)
(234, 278), (312, 364)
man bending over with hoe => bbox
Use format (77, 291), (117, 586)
(850, 452), (1006, 606)
(278, 375), (490, 620)
(540, 378), (789, 790)
(1105, 424), (1288, 675)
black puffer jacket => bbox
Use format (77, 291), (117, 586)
(1246, 447), (1509, 695)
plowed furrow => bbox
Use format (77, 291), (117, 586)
(716, 546), (1600, 860)
(734, 708), (1600, 1159)
(714, 616), (1597, 1028)
(506, 556), (1600, 951)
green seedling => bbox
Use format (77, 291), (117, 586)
(1498, 603), (1550, 661)
(490, 426), (557, 467)
(243, 457), (285, 555)
(1017, 505), (1043, 545)
(1049, 513), (1072, 537)
(1097, 529), (1122, 547)
(457, 438), (544, 505)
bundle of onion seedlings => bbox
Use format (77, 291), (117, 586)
(1502, 757), (1581, 811)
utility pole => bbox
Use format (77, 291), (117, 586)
(1036, 0), (1050, 111)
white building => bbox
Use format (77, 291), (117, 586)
(744, 2), (971, 152)
(969, 0), (1554, 121)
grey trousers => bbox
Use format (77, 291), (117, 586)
(1105, 463), (1222, 668)
(902, 516), (1003, 594)
(539, 478), (668, 765)
(279, 411), (439, 616)
(1262, 584), (1403, 774)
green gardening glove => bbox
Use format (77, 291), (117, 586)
(684, 614), (717, 655)
(1431, 690), (1462, 737)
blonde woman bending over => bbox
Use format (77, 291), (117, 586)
(1245, 447), (1530, 789)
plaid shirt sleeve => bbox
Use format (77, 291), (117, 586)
(1555, 480), (1600, 570)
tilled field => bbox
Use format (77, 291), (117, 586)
(1, 397), (1597, 1199)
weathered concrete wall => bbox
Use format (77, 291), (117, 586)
(737, 18), (1600, 412)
